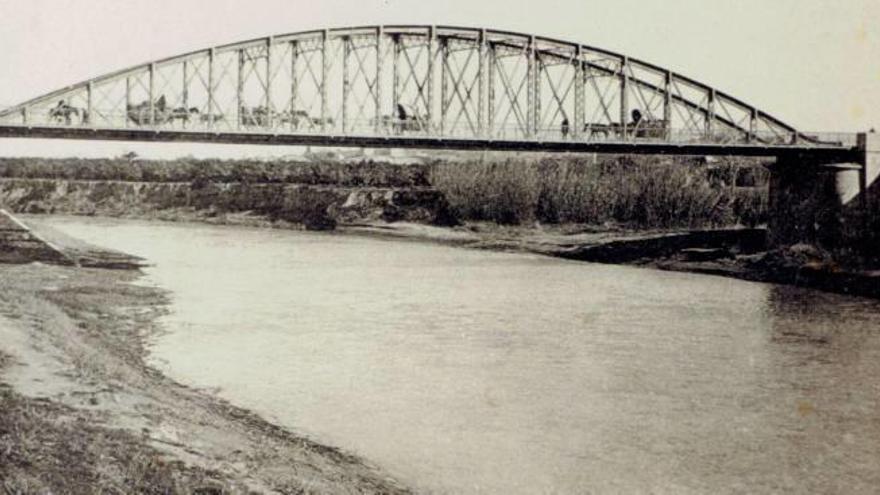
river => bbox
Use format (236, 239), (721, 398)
(41, 217), (880, 494)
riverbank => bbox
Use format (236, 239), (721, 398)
(16, 204), (880, 300)
(0, 262), (410, 493)
(340, 221), (880, 299)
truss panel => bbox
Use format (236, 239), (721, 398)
(0, 25), (835, 148)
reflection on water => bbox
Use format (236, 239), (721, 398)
(43, 217), (880, 494)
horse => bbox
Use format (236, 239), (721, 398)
(240, 106), (288, 127)
(311, 116), (334, 129)
(277, 110), (306, 129)
(199, 112), (224, 124)
(168, 107), (200, 125)
(240, 106), (264, 127)
(49, 101), (87, 125)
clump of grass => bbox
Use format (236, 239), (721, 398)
(430, 155), (769, 229)
(0, 356), (237, 494)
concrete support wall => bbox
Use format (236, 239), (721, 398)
(859, 133), (880, 251)
(768, 133), (880, 250)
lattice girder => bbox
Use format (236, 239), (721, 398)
(0, 25), (811, 145)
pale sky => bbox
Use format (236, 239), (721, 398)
(0, 0), (877, 158)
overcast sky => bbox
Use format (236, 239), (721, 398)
(0, 0), (877, 158)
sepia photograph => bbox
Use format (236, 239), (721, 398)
(0, 1), (878, 493)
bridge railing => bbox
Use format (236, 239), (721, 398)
(1, 109), (858, 149)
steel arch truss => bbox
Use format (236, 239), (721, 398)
(0, 25), (834, 146)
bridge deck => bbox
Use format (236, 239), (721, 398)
(0, 125), (861, 163)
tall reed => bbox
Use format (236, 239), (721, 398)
(430, 155), (768, 229)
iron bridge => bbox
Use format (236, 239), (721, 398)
(0, 25), (862, 162)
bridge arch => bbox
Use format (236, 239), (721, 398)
(0, 25), (807, 144)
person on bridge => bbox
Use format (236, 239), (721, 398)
(561, 118), (570, 139)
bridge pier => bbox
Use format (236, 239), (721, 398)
(768, 132), (880, 250)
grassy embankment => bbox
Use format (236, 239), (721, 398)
(0, 157), (449, 229)
(0, 358), (240, 493)
(0, 154), (768, 231)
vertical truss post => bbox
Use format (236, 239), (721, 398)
(392, 34), (400, 119)
(207, 48), (215, 129)
(477, 29), (487, 137)
(124, 76), (131, 128)
(20, 107), (27, 125)
(182, 61), (189, 108)
(487, 42), (495, 137)
(534, 47), (542, 138)
(663, 70), (672, 140)
(440, 37), (448, 135)
(321, 29), (329, 132)
(182, 61), (189, 129)
(342, 36), (350, 133)
(620, 56), (629, 140)
(705, 88), (715, 138)
(573, 46), (584, 139)
(237, 49), (244, 130)
(265, 37), (273, 128)
(748, 108), (758, 143)
(86, 82), (93, 125)
(426, 26), (436, 135)
(375, 27), (383, 134)
(148, 63), (156, 127)
(527, 35), (536, 138)
(290, 41), (298, 129)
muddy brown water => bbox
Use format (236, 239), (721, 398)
(41, 217), (880, 494)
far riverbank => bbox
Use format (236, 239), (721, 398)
(339, 222), (880, 300)
(2, 153), (877, 299)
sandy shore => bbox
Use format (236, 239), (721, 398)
(0, 262), (410, 494)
